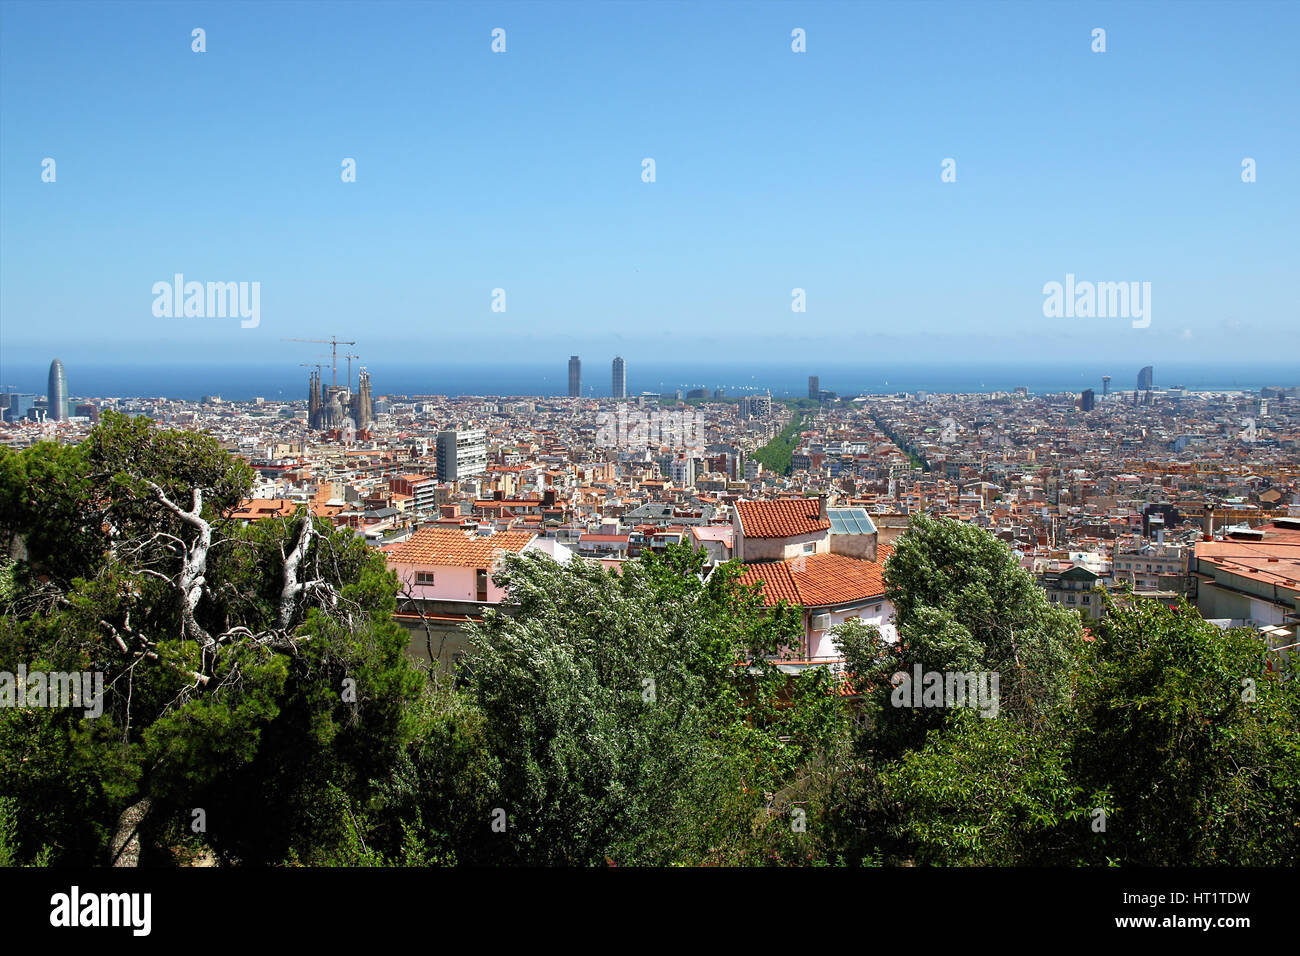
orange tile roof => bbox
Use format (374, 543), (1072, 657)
(737, 546), (893, 608)
(735, 498), (830, 539)
(1195, 522), (1300, 591)
(231, 498), (298, 520)
(384, 527), (535, 568)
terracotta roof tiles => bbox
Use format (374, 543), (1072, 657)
(735, 498), (830, 539)
(385, 527), (535, 568)
(737, 546), (893, 608)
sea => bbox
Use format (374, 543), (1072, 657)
(1, 360), (1297, 402)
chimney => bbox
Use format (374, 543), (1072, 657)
(818, 494), (828, 522)
(1203, 503), (1214, 540)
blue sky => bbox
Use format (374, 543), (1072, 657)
(1, 0), (1297, 370)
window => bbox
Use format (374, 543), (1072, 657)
(415, 571), (435, 586)
(1082, 594), (1090, 603)
(802, 541), (816, 554)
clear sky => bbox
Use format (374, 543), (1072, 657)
(1, 0), (1296, 369)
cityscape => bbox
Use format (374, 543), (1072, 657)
(0, 0), (1296, 930)
(7, 353), (1297, 673)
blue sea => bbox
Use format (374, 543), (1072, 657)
(0, 359), (1296, 402)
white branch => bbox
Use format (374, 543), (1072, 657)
(145, 481), (212, 644)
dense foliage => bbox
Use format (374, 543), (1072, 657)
(750, 413), (807, 475)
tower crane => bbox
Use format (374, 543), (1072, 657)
(281, 337), (357, 389)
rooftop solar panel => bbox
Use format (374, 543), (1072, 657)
(828, 508), (876, 535)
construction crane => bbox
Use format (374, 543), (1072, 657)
(343, 353), (360, 391)
(281, 337), (356, 389)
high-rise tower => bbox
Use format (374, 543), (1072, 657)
(568, 356), (581, 397)
(1137, 366), (1153, 391)
(1101, 375), (1111, 397)
(808, 375), (819, 399)
(612, 356), (627, 398)
(47, 359), (67, 422)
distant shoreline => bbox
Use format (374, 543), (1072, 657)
(1, 360), (1296, 404)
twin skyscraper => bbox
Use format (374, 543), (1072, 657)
(568, 355), (627, 398)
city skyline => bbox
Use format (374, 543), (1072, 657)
(6, 354), (1299, 409)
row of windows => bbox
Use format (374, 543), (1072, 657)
(1050, 593), (1091, 603)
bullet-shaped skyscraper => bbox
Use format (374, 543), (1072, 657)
(612, 356), (626, 398)
(47, 359), (67, 422)
(568, 356), (581, 397)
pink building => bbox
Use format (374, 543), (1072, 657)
(385, 527), (539, 604)
(383, 527), (574, 671)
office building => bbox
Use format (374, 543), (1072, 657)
(568, 356), (581, 397)
(437, 428), (488, 482)
(1101, 375), (1111, 397)
(2, 393), (36, 423)
(739, 393), (773, 419)
(808, 376), (819, 399)
(669, 456), (696, 488)
(47, 359), (67, 422)
(612, 356), (626, 398)
(1080, 389), (1095, 412)
(1137, 366), (1154, 391)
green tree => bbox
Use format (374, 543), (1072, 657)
(1067, 593), (1300, 865)
(846, 514), (1083, 757)
(751, 414), (807, 475)
(829, 516), (1298, 867)
(458, 544), (847, 865)
(0, 412), (425, 866)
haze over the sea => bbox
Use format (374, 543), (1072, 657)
(1, 359), (1295, 402)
